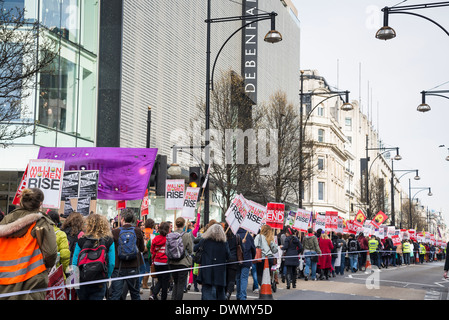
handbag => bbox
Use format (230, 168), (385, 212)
(254, 235), (263, 263)
(236, 234), (244, 263)
(193, 240), (204, 264)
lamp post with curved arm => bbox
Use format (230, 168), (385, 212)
(375, 2), (449, 41)
(409, 183), (433, 229)
(417, 90), (449, 112)
(392, 168), (420, 228)
(203, 2), (282, 224)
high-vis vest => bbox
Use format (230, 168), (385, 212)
(368, 239), (378, 253)
(0, 222), (46, 285)
(403, 242), (411, 253)
(419, 244), (426, 255)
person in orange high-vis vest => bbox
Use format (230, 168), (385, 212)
(0, 188), (57, 300)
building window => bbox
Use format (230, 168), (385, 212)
(345, 117), (352, 129)
(317, 103), (324, 116)
(318, 182), (325, 200)
(347, 136), (352, 144)
(318, 129), (324, 142)
(318, 157), (324, 170)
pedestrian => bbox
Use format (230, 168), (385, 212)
(302, 227), (321, 281)
(137, 220), (150, 291)
(194, 223), (231, 300)
(383, 236), (395, 268)
(396, 240), (403, 265)
(235, 228), (256, 300)
(61, 212), (85, 263)
(47, 210), (71, 277)
(224, 223), (238, 300)
(254, 224), (279, 286)
(419, 242), (426, 264)
(72, 213), (115, 300)
(347, 234), (360, 272)
(109, 209), (145, 300)
(336, 233), (347, 275)
(168, 217), (193, 300)
(402, 239), (411, 265)
(368, 235), (380, 269)
(357, 232), (368, 271)
(318, 233), (333, 280)
(149, 221), (170, 300)
(443, 241), (449, 280)
(0, 188), (58, 300)
(283, 227), (302, 289)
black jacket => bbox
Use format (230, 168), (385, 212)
(283, 235), (302, 266)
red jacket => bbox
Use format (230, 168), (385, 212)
(318, 238), (333, 269)
(150, 235), (168, 264)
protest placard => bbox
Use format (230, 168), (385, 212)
(165, 179), (185, 210)
(293, 209), (312, 233)
(353, 209), (367, 227)
(27, 159), (65, 209)
(371, 210), (388, 229)
(240, 199), (266, 234)
(266, 203), (284, 230)
(141, 189), (149, 216)
(225, 195), (249, 234)
(181, 187), (200, 220)
(314, 213), (326, 232)
(12, 165), (28, 205)
(325, 211), (338, 232)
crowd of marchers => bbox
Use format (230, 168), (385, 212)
(1, 188), (448, 301)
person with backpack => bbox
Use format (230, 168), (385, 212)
(149, 222), (170, 300)
(167, 217), (193, 300)
(109, 209), (145, 300)
(347, 234), (360, 272)
(72, 213), (115, 300)
(47, 211), (71, 278)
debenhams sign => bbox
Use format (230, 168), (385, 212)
(242, 0), (257, 104)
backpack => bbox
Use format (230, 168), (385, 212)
(77, 238), (109, 283)
(348, 239), (358, 252)
(165, 231), (185, 261)
(117, 227), (139, 261)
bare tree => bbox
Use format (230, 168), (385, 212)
(191, 70), (264, 218)
(0, 3), (58, 147)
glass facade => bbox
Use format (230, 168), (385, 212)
(36, 0), (99, 147)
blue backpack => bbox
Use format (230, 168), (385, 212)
(117, 227), (138, 261)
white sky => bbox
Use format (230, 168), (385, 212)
(291, 0), (449, 227)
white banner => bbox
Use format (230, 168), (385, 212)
(240, 199), (266, 234)
(165, 179), (185, 210)
(27, 159), (65, 209)
(225, 194), (249, 235)
(181, 187), (200, 220)
(293, 209), (312, 232)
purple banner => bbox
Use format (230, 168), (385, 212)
(38, 147), (158, 201)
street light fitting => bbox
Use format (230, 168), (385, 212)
(376, 25), (396, 40)
(264, 12), (283, 43)
(417, 90), (449, 112)
(375, 3), (449, 41)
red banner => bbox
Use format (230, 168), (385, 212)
(325, 211), (338, 231)
(371, 210), (388, 229)
(12, 165), (28, 205)
(353, 209), (367, 227)
(45, 265), (67, 300)
(266, 203), (285, 230)
(141, 189), (149, 216)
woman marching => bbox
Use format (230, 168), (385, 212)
(283, 227), (302, 289)
(254, 224), (279, 286)
(318, 232), (334, 280)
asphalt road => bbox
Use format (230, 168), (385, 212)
(133, 260), (449, 301)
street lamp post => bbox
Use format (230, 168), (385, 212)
(204, 2), (282, 224)
(417, 90), (449, 112)
(391, 168), (420, 228)
(364, 137), (401, 219)
(375, 2), (449, 40)
(298, 71), (353, 209)
(409, 182), (433, 229)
